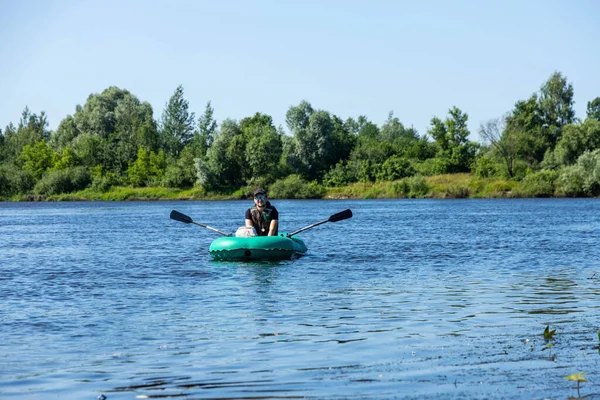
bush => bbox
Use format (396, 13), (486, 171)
(474, 154), (500, 178)
(391, 175), (430, 198)
(578, 149), (600, 196)
(0, 164), (34, 197)
(481, 180), (515, 197)
(269, 174), (325, 199)
(555, 150), (600, 197)
(34, 167), (91, 195)
(376, 155), (415, 181)
(414, 157), (449, 176)
(162, 164), (196, 188)
(444, 184), (470, 198)
(91, 172), (121, 193)
(555, 165), (585, 197)
(514, 170), (558, 197)
(323, 161), (358, 187)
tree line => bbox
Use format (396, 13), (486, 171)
(1, 71), (599, 199)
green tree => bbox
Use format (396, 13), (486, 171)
(63, 86), (160, 175)
(196, 119), (245, 191)
(161, 85), (195, 156)
(50, 115), (80, 150)
(553, 119), (600, 166)
(162, 147), (198, 188)
(539, 71), (576, 131)
(377, 155), (415, 181)
(73, 86), (128, 138)
(587, 97), (600, 121)
(427, 106), (477, 173)
(380, 111), (418, 144)
(2, 108), (49, 163)
(193, 101), (218, 157)
(285, 101), (342, 181)
(19, 140), (54, 180)
(51, 146), (76, 170)
(479, 114), (518, 178)
(331, 115), (357, 163)
(127, 147), (166, 187)
(241, 113), (283, 184)
(504, 95), (549, 168)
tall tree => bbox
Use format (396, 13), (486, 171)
(161, 85), (195, 155)
(479, 114), (517, 177)
(196, 119), (244, 191)
(286, 101), (337, 181)
(427, 106), (477, 173)
(538, 71), (575, 146)
(380, 111), (418, 143)
(587, 97), (600, 122)
(553, 118), (600, 166)
(505, 95), (548, 166)
(194, 101), (217, 157)
(63, 86), (160, 174)
(241, 113), (283, 184)
(2, 108), (49, 163)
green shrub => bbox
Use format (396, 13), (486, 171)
(91, 172), (121, 193)
(323, 161), (358, 187)
(578, 149), (600, 196)
(474, 154), (500, 178)
(555, 165), (585, 197)
(391, 175), (430, 198)
(391, 180), (410, 197)
(34, 167), (91, 195)
(407, 175), (430, 198)
(0, 164), (34, 197)
(515, 170), (558, 197)
(555, 150), (600, 197)
(162, 164), (196, 188)
(414, 157), (449, 176)
(444, 184), (470, 198)
(376, 155), (415, 182)
(269, 174), (325, 199)
(481, 180), (515, 197)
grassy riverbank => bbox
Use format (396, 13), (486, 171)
(3, 173), (539, 201)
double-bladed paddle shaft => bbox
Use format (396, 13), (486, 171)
(288, 209), (352, 237)
(170, 210), (230, 236)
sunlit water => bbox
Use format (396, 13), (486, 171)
(1, 199), (599, 399)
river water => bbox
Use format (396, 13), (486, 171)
(1, 199), (599, 399)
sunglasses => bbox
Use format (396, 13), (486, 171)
(255, 195), (266, 201)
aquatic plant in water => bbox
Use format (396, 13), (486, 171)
(543, 325), (556, 360)
(564, 372), (587, 398)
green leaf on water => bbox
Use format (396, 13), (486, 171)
(564, 372), (587, 382)
(543, 325), (556, 340)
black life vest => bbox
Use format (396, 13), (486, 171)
(250, 204), (277, 236)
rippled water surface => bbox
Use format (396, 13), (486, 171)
(1, 199), (600, 399)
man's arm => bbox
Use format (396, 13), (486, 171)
(268, 219), (278, 236)
(245, 209), (253, 227)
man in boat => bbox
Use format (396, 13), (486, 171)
(245, 188), (279, 236)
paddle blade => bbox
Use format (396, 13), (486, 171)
(170, 210), (192, 224)
(328, 209), (352, 223)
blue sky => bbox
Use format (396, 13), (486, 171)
(1, 0), (598, 140)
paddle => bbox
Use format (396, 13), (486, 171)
(288, 209), (353, 237)
(170, 210), (230, 236)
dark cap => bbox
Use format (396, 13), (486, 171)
(253, 188), (267, 197)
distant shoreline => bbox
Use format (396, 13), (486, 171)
(2, 173), (597, 201)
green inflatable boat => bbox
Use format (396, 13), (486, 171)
(209, 233), (307, 261)
(170, 208), (352, 262)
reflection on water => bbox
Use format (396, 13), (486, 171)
(1, 199), (599, 399)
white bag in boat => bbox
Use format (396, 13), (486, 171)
(235, 226), (257, 237)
